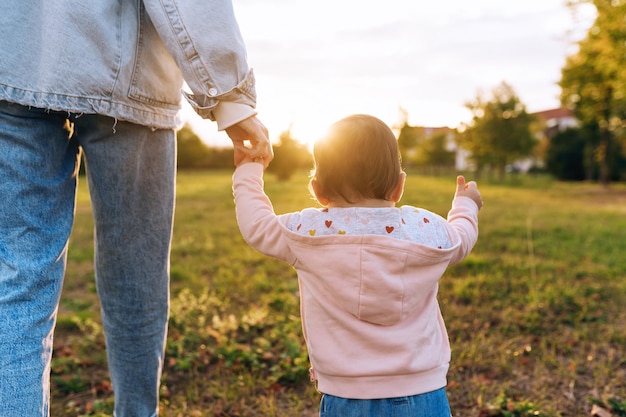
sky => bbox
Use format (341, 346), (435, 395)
(183, 0), (597, 147)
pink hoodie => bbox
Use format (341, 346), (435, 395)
(233, 163), (479, 399)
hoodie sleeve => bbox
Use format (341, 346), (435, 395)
(446, 196), (479, 265)
(232, 163), (297, 264)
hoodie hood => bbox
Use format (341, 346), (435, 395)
(285, 232), (458, 326)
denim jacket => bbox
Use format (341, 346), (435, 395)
(0, 0), (256, 129)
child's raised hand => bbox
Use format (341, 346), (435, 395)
(455, 175), (483, 209)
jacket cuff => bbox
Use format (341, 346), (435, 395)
(183, 69), (257, 123)
(214, 101), (257, 131)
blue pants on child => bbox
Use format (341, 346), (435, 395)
(320, 387), (452, 417)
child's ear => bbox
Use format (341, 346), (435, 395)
(390, 171), (406, 203)
(311, 179), (330, 206)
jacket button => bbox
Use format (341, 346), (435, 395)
(208, 87), (218, 96)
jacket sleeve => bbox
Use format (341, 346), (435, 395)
(232, 163), (297, 264)
(142, 0), (256, 126)
(446, 196), (479, 265)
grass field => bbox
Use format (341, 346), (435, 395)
(53, 170), (626, 416)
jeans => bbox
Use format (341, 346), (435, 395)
(0, 101), (176, 417)
(319, 388), (452, 417)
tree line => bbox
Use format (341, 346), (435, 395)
(176, 124), (312, 180)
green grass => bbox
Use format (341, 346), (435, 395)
(53, 170), (626, 416)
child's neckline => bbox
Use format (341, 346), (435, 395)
(326, 199), (396, 209)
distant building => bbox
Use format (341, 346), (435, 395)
(422, 126), (472, 171)
(397, 125), (465, 170)
(532, 107), (578, 139)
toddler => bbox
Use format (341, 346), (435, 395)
(233, 114), (482, 416)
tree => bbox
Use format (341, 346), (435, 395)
(396, 123), (425, 167)
(396, 107), (455, 169)
(545, 128), (587, 180)
(176, 124), (213, 169)
(414, 132), (456, 168)
(458, 82), (537, 179)
(561, 0), (626, 184)
(176, 124), (236, 169)
(267, 127), (312, 181)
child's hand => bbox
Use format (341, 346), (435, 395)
(235, 154), (267, 168)
(226, 116), (273, 169)
(455, 175), (483, 209)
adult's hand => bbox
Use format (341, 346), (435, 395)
(225, 116), (273, 168)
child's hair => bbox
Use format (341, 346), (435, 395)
(310, 114), (402, 205)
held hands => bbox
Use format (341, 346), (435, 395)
(225, 116), (274, 169)
(455, 175), (483, 210)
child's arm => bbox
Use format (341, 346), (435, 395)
(232, 163), (296, 264)
(447, 176), (482, 265)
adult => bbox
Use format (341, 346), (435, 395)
(0, 1), (272, 416)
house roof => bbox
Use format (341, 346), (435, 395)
(532, 108), (574, 121)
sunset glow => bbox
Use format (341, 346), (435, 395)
(185, 0), (596, 148)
